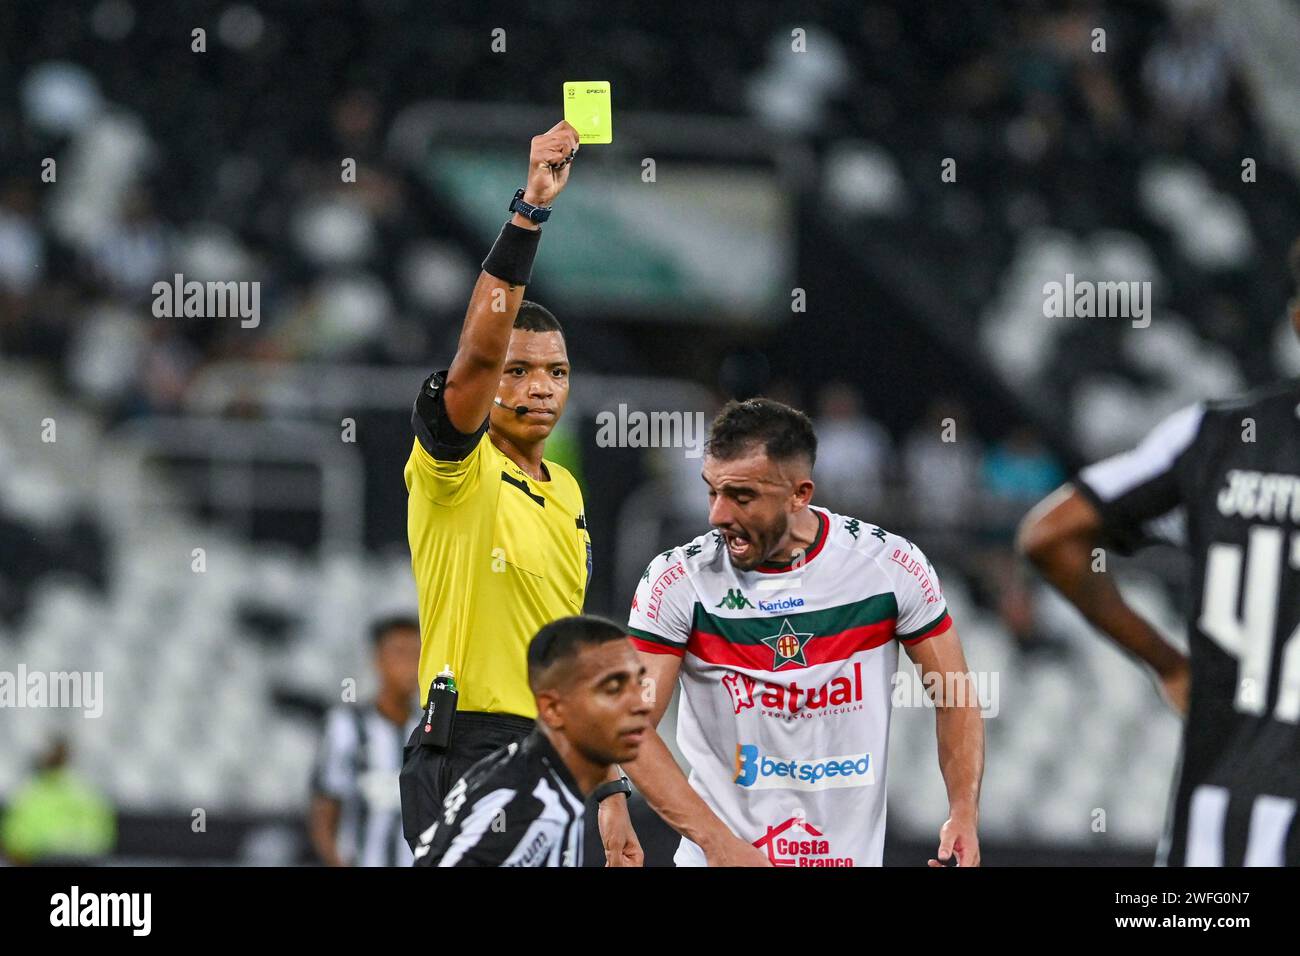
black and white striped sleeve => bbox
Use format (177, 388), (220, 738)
(415, 787), (521, 867)
(310, 708), (356, 800)
(1073, 403), (1205, 554)
(413, 776), (583, 867)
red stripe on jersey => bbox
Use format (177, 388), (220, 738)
(687, 619), (895, 669)
(899, 611), (953, 645)
(630, 637), (685, 657)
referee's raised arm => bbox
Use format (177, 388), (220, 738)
(441, 121), (580, 433)
(400, 121), (603, 859)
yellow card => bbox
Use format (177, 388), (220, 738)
(563, 81), (613, 144)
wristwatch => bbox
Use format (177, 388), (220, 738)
(509, 187), (552, 224)
(592, 775), (631, 803)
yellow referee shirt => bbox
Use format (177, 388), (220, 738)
(405, 371), (590, 719)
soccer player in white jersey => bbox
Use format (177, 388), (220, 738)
(598, 398), (985, 867)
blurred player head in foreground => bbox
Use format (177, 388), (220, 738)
(527, 616), (650, 773)
(491, 300), (570, 448)
(703, 398), (819, 571)
(371, 615), (421, 705)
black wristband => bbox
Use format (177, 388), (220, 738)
(482, 220), (542, 286)
(592, 776), (631, 804)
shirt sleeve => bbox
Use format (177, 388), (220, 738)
(405, 369), (491, 505)
(627, 549), (693, 657)
(878, 535), (952, 645)
(310, 708), (357, 801)
(413, 787), (540, 868)
(1073, 402), (1204, 555)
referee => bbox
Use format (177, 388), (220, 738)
(400, 121), (635, 857)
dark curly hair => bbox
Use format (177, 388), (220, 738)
(514, 300), (563, 335)
(704, 397), (817, 467)
(528, 615), (627, 690)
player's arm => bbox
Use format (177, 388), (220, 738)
(886, 536), (981, 866)
(1017, 486), (1188, 712)
(307, 710), (354, 866)
(1015, 404), (1205, 714)
(619, 552), (770, 866)
(596, 761), (643, 867)
(440, 121), (579, 434)
(622, 651), (771, 867)
(307, 795), (347, 867)
(903, 626), (983, 868)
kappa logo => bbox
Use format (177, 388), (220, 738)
(715, 589), (754, 610)
(752, 815), (853, 867)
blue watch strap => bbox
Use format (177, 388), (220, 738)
(509, 187), (552, 223)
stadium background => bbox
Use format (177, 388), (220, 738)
(2, 0), (1300, 865)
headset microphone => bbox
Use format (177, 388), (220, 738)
(494, 397), (530, 415)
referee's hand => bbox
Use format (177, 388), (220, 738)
(522, 121), (580, 209)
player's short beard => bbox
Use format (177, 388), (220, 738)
(729, 511), (790, 571)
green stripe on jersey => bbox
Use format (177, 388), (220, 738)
(897, 608), (948, 641)
(693, 592), (898, 645)
(628, 626), (683, 649)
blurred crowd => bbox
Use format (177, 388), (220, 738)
(2, 1), (1293, 430)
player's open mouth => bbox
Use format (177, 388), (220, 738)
(723, 532), (752, 560)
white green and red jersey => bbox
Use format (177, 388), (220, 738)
(627, 506), (952, 867)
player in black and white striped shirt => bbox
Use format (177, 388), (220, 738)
(309, 617), (421, 867)
(414, 616), (650, 867)
(1019, 240), (1300, 866)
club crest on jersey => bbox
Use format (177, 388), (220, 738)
(761, 619), (814, 669)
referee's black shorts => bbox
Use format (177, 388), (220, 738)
(399, 711), (535, 853)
